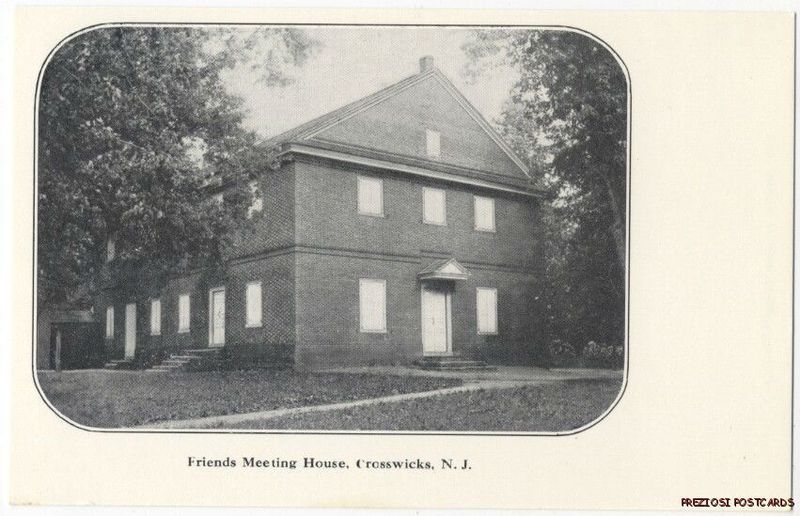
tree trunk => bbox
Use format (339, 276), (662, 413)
(595, 169), (626, 275)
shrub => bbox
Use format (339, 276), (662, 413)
(582, 341), (624, 369)
(546, 339), (579, 367)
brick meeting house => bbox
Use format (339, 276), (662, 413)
(97, 56), (546, 371)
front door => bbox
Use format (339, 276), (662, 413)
(421, 286), (451, 355)
(208, 287), (225, 347)
(124, 303), (136, 358)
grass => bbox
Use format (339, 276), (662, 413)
(37, 369), (462, 428)
(233, 379), (622, 432)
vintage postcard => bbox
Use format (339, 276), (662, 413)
(8, 6), (794, 511)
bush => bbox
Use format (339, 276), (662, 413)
(546, 339), (579, 367)
(582, 341), (624, 369)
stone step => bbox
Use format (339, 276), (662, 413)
(184, 348), (222, 356)
(414, 356), (494, 371)
(160, 359), (192, 367)
(103, 359), (135, 370)
(418, 364), (497, 371)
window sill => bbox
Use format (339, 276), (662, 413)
(359, 211), (385, 218)
(245, 323), (262, 329)
(423, 220), (447, 226)
(477, 331), (498, 336)
(474, 228), (496, 233)
(177, 329), (190, 334)
(360, 328), (388, 334)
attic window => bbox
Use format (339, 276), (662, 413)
(426, 129), (440, 158)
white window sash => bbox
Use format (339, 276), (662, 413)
(474, 196), (496, 232)
(359, 279), (387, 333)
(245, 281), (263, 328)
(423, 187), (446, 225)
(178, 294), (191, 333)
(150, 299), (161, 336)
(357, 176), (383, 216)
(476, 287), (498, 334)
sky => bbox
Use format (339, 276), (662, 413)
(221, 27), (518, 139)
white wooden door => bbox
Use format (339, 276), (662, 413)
(124, 303), (136, 358)
(422, 287), (450, 355)
(209, 287), (225, 347)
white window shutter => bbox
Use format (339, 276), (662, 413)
(474, 196), (495, 232)
(105, 306), (114, 338)
(246, 281), (262, 327)
(359, 279), (387, 332)
(358, 176), (383, 216)
(477, 288), (498, 334)
(150, 299), (161, 335)
(178, 294), (190, 332)
(423, 187), (446, 225)
(426, 129), (440, 158)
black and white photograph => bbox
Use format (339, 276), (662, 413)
(34, 25), (628, 433)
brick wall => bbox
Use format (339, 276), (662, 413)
(294, 156), (543, 271)
(294, 251), (542, 370)
(312, 73), (526, 179)
(225, 163), (295, 259)
(97, 253), (295, 365)
(95, 151), (544, 369)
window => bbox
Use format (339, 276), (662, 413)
(245, 281), (262, 327)
(476, 287), (498, 334)
(357, 176), (383, 216)
(150, 298), (161, 335)
(426, 129), (440, 158)
(178, 294), (191, 333)
(359, 279), (387, 332)
(247, 180), (263, 218)
(212, 192), (223, 206)
(474, 195), (496, 232)
(105, 306), (114, 339)
(106, 237), (116, 262)
(423, 187), (446, 225)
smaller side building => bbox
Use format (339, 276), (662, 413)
(36, 306), (101, 370)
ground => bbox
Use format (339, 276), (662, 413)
(229, 379), (621, 432)
(37, 368), (622, 432)
(36, 370), (461, 428)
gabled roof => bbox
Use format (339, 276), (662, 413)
(417, 258), (470, 281)
(261, 63), (533, 185)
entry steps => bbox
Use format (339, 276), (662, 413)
(149, 348), (226, 372)
(103, 358), (135, 370)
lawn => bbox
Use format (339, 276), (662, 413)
(233, 379), (622, 432)
(37, 370), (462, 428)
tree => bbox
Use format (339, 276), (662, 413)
(463, 29), (627, 348)
(37, 27), (317, 310)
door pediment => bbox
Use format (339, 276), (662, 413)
(417, 258), (470, 281)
